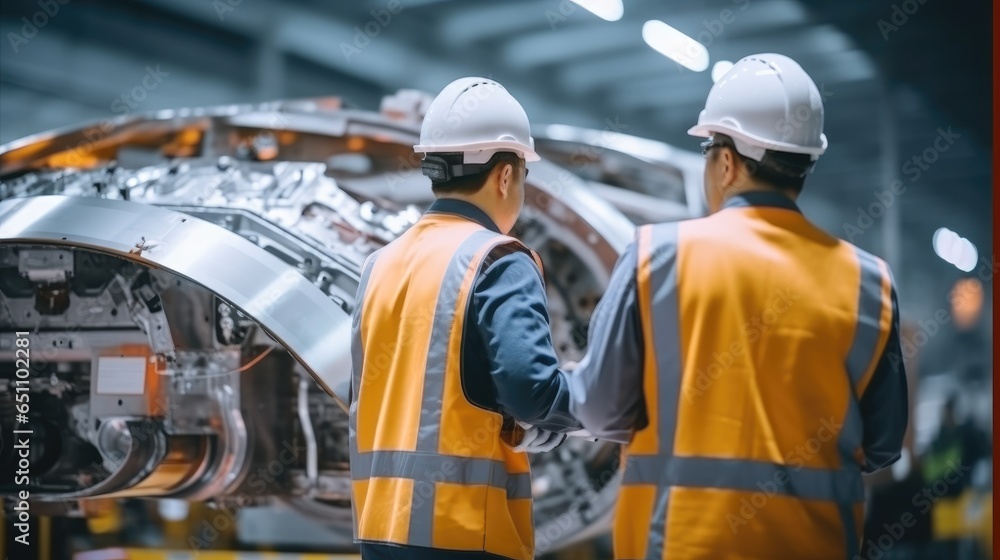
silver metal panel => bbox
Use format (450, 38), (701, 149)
(0, 195), (352, 408)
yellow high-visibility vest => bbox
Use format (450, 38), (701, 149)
(350, 212), (541, 560)
(615, 205), (894, 559)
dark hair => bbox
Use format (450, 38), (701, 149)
(430, 151), (523, 194)
(711, 134), (815, 193)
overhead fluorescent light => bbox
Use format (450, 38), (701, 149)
(642, 20), (709, 72)
(712, 60), (734, 83)
(570, 0), (624, 22)
(933, 227), (978, 273)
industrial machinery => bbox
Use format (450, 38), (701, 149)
(0, 91), (699, 552)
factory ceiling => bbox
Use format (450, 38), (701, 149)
(0, 0), (992, 317)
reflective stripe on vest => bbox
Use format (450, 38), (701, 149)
(834, 247), (893, 554)
(349, 249), (381, 541)
(351, 451), (532, 500)
(350, 216), (537, 559)
(618, 221), (893, 559)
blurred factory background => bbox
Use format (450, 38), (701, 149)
(0, 0), (994, 324)
(0, 0), (993, 559)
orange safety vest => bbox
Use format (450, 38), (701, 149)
(615, 206), (894, 559)
(350, 211), (541, 560)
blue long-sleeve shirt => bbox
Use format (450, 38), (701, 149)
(427, 199), (581, 433)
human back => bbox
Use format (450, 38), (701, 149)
(674, 200), (874, 433)
(610, 201), (894, 558)
(353, 211), (537, 557)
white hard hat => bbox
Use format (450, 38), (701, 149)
(414, 77), (540, 164)
(688, 53), (828, 161)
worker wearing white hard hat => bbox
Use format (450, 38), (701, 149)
(414, 77), (540, 165)
(350, 77), (580, 560)
(570, 54), (908, 559)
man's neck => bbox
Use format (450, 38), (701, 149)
(723, 184), (797, 203)
(436, 193), (500, 224)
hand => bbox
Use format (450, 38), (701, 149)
(510, 422), (568, 453)
(565, 429), (599, 443)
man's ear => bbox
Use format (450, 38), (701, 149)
(496, 163), (513, 199)
(721, 148), (740, 189)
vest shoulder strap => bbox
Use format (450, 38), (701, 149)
(478, 235), (544, 281)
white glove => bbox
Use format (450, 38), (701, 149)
(510, 421), (568, 453)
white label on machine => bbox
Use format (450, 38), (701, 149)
(96, 356), (147, 395)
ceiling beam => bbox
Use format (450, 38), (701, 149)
(438, 1), (557, 47)
(131, 0), (601, 127)
(502, 23), (640, 69)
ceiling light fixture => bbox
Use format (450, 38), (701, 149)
(933, 227), (978, 273)
(642, 20), (709, 72)
(569, 0), (624, 22)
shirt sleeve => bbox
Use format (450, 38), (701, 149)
(568, 241), (646, 443)
(472, 249), (582, 433)
(859, 285), (909, 473)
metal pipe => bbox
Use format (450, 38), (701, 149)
(298, 375), (318, 495)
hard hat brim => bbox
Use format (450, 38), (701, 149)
(413, 140), (541, 162)
(687, 123), (828, 157)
